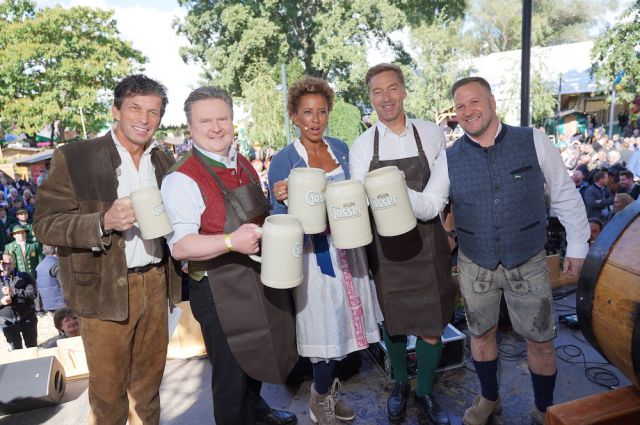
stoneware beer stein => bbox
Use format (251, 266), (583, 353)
(287, 167), (327, 234)
(250, 214), (304, 289)
(364, 165), (417, 237)
(325, 180), (372, 249)
(129, 186), (173, 240)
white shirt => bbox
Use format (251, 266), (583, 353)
(410, 124), (590, 259)
(161, 144), (237, 252)
(350, 116), (450, 220)
(350, 117), (447, 181)
(111, 130), (163, 268)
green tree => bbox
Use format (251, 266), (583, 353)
(463, 0), (616, 55)
(404, 15), (469, 123)
(175, 0), (465, 105)
(327, 98), (363, 146)
(241, 71), (286, 151)
(591, 0), (640, 103)
(0, 1), (145, 141)
(504, 57), (557, 126)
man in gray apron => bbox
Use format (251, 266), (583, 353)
(162, 87), (298, 425)
(350, 64), (456, 425)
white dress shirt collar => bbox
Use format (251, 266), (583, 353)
(466, 122), (503, 145)
(193, 143), (238, 169)
(375, 114), (411, 137)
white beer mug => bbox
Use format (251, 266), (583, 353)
(250, 214), (304, 289)
(364, 166), (417, 237)
(287, 167), (327, 234)
(129, 186), (173, 240)
(325, 180), (372, 249)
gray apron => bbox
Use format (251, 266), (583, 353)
(367, 125), (456, 336)
(191, 151), (298, 383)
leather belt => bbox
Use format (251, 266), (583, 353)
(127, 260), (165, 274)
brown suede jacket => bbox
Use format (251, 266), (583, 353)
(34, 132), (182, 321)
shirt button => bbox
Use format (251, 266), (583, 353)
(495, 199), (500, 203)
(231, 170), (236, 175)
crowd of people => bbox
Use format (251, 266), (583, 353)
(0, 174), (77, 352)
(6, 63), (633, 425)
(552, 130), (640, 243)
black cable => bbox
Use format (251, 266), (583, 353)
(555, 344), (620, 389)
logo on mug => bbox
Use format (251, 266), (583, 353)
(151, 204), (166, 216)
(329, 202), (364, 220)
(370, 193), (398, 210)
(304, 190), (325, 206)
(292, 242), (303, 258)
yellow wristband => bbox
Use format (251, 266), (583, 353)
(224, 233), (234, 252)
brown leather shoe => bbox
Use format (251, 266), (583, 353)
(462, 395), (502, 425)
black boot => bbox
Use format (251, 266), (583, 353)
(414, 393), (450, 425)
(387, 382), (410, 421)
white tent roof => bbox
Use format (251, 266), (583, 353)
(462, 41), (599, 100)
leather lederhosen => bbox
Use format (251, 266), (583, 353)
(190, 150), (297, 383)
(367, 125), (456, 336)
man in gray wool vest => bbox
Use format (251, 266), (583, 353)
(410, 76), (589, 425)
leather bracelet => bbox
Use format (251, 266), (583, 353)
(224, 233), (234, 252)
(445, 229), (457, 240)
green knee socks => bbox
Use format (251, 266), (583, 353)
(382, 327), (409, 384)
(415, 338), (443, 397)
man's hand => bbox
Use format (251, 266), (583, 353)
(229, 224), (262, 255)
(1, 286), (14, 296)
(103, 197), (136, 232)
(563, 257), (585, 277)
(1, 295), (11, 305)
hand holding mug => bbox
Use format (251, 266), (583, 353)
(230, 223), (262, 254)
(104, 197), (135, 232)
(273, 180), (288, 203)
(2, 286), (14, 296)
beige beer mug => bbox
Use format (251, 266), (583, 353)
(364, 166), (417, 237)
(250, 214), (304, 289)
(325, 180), (372, 249)
(287, 167), (327, 234)
(129, 186), (173, 240)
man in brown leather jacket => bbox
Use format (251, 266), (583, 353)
(34, 74), (181, 425)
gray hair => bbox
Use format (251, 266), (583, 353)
(184, 86), (233, 124)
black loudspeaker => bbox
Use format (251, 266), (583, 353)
(0, 356), (66, 414)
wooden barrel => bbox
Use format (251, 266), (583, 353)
(577, 200), (640, 386)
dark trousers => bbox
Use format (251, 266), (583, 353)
(2, 315), (37, 350)
(189, 277), (270, 425)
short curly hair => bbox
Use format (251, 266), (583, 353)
(287, 76), (335, 117)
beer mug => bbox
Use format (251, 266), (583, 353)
(250, 214), (304, 289)
(364, 166), (417, 237)
(287, 167), (327, 234)
(129, 186), (173, 240)
(325, 180), (372, 249)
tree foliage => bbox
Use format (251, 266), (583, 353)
(404, 16), (469, 123)
(504, 57), (558, 126)
(463, 0), (616, 55)
(241, 71), (286, 151)
(591, 1), (640, 102)
(327, 98), (364, 146)
(175, 0), (465, 104)
(0, 1), (146, 140)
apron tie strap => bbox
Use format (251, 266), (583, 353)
(311, 234), (335, 277)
